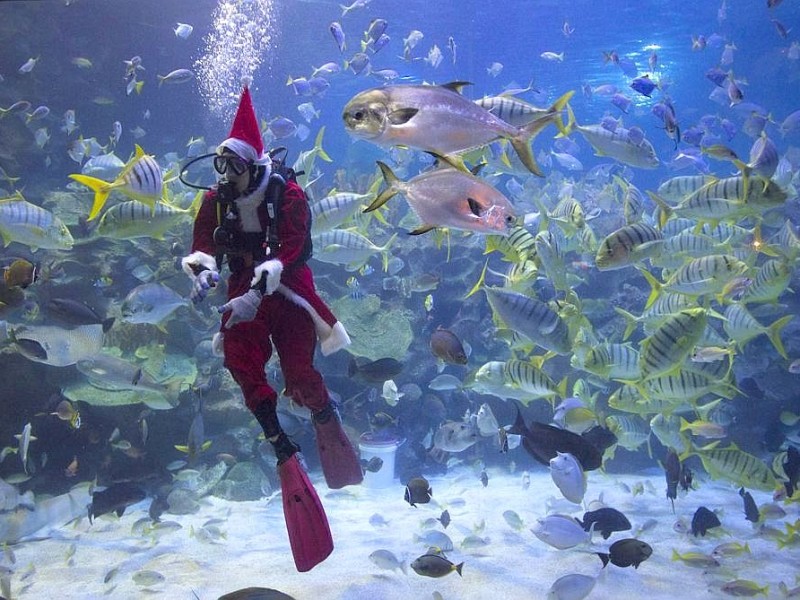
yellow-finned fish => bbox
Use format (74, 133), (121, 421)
(723, 304), (792, 359)
(642, 254), (750, 307)
(595, 223), (663, 271)
(738, 259), (792, 304)
(96, 193), (202, 240)
(0, 191), (74, 251)
(69, 144), (163, 220)
(692, 444), (778, 492)
(638, 308), (708, 380)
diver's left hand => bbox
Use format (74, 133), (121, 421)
(217, 289), (263, 328)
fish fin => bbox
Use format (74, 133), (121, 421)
(613, 307), (639, 341)
(314, 126), (332, 162)
(174, 445), (190, 453)
(387, 108), (418, 125)
(366, 162), (400, 212)
(440, 81), (473, 94)
(645, 191), (673, 229)
(638, 267), (662, 309)
(766, 315), (793, 359)
(69, 174), (113, 221)
(464, 259), (489, 299)
(409, 224), (437, 235)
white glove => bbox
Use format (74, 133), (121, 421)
(217, 288), (263, 328)
(251, 259), (283, 295)
(191, 270), (220, 304)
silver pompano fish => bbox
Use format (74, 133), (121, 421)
(76, 353), (178, 398)
(0, 192), (74, 250)
(10, 323), (104, 366)
(369, 161), (516, 235)
(121, 283), (188, 325)
(342, 82), (574, 176)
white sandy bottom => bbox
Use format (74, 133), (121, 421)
(5, 466), (797, 600)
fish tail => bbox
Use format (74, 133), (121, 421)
(314, 126), (332, 162)
(638, 267), (662, 310)
(766, 315), (793, 359)
(69, 173), (113, 221)
(464, 259), (489, 299)
(549, 90), (575, 136)
(379, 233), (398, 271)
(366, 161), (400, 212)
(613, 307), (639, 341)
(597, 552), (610, 568)
(454, 562), (464, 577)
(645, 191), (673, 229)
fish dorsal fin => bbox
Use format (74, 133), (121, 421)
(387, 108), (418, 125)
(441, 81), (473, 94)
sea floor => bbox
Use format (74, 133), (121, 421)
(5, 465), (798, 600)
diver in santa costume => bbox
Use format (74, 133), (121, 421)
(181, 85), (362, 572)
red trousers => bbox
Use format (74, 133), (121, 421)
(221, 268), (329, 414)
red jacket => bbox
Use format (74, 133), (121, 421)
(188, 178), (349, 356)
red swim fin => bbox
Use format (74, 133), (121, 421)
(314, 412), (363, 489)
(278, 454), (333, 572)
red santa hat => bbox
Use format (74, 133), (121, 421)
(217, 85), (269, 165)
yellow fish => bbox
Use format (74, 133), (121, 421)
(69, 145), (163, 220)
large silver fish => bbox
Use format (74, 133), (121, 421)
(120, 282), (188, 325)
(9, 323), (104, 366)
(432, 421), (478, 453)
(76, 353), (180, 402)
(343, 83), (573, 176)
(368, 161), (516, 235)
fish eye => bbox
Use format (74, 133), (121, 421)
(352, 110), (365, 121)
(505, 215), (514, 224)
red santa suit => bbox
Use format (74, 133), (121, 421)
(183, 172), (350, 415)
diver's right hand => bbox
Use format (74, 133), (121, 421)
(191, 270), (219, 304)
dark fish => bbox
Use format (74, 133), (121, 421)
(3, 259), (38, 288)
(783, 446), (800, 497)
(404, 476), (432, 507)
(706, 67), (729, 87)
(580, 425), (617, 455)
(679, 464), (693, 493)
(579, 507), (632, 540)
(438, 509), (450, 528)
(47, 298), (115, 332)
(630, 74), (657, 97)
(665, 448), (680, 512)
(410, 552), (463, 578)
(480, 469), (489, 487)
(361, 456), (384, 473)
(691, 506), (721, 537)
(149, 493), (169, 523)
(597, 538), (652, 568)
(218, 588), (297, 600)
(348, 356), (404, 383)
(89, 482), (146, 524)
(738, 488), (759, 523)
(429, 327), (468, 365)
(509, 409), (603, 471)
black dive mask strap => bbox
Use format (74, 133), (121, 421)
(179, 153), (218, 190)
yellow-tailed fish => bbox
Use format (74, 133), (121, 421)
(69, 144), (163, 220)
(638, 308), (708, 380)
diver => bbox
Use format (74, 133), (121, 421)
(180, 85), (362, 572)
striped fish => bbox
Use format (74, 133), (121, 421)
(614, 292), (694, 340)
(485, 225), (537, 263)
(739, 259), (792, 304)
(311, 229), (396, 271)
(605, 415), (650, 452)
(69, 144), (163, 220)
(639, 308), (708, 380)
(770, 221), (800, 261)
(484, 287), (571, 354)
(660, 218), (696, 238)
(0, 192), (74, 250)
(644, 369), (738, 403)
(503, 359), (567, 400)
(310, 186), (377, 234)
(474, 94), (554, 127)
(653, 254), (750, 302)
(656, 175), (715, 204)
(470, 360), (536, 403)
(650, 414), (691, 455)
(695, 445), (778, 492)
(573, 343), (641, 380)
(97, 196), (198, 240)
(723, 304), (792, 358)
(534, 230), (570, 291)
(595, 223), (663, 271)
(565, 105), (659, 169)
(613, 176), (645, 224)
(664, 176), (786, 225)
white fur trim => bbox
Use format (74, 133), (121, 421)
(252, 259), (283, 294)
(277, 284), (351, 355)
(181, 251), (217, 278)
(320, 321), (351, 356)
(217, 139), (272, 166)
(234, 171), (271, 232)
(212, 332), (225, 357)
